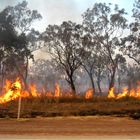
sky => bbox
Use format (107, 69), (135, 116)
(0, 0), (135, 60)
(0, 0), (135, 32)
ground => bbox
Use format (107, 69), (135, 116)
(0, 116), (140, 139)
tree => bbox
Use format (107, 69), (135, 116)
(30, 59), (61, 91)
(42, 21), (84, 95)
(0, 1), (42, 90)
(0, 8), (17, 89)
(124, 64), (140, 91)
(120, 0), (140, 65)
(80, 35), (107, 95)
(82, 3), (127, 93)
(116, 61), (127, 93)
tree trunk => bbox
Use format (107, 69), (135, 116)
(117, 75), (121, 93)
(24, 56), (29, 83)
(69, 76), (76, 95)
(96, 69), (102, 95)
(66, 71), (76, 96)
(108, 66), (116, 94)
(128, 80), (132, 94)
(14, 57), (31, 95)
(89, 73), (95, 94)
(23, 56), (30, 93)
(97, 79), (102, 95)
(83, 66), (96, 95)
(1, 64), (5, 93)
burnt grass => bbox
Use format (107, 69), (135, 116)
(0, 96), (140, 119)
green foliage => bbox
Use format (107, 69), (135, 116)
(0, 1), (42, 82)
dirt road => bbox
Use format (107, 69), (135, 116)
(0, 135), (140, 140)
(0, 116), (140, 139)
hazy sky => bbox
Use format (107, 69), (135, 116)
(0, 0), (135, 32)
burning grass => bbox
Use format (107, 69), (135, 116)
(0, 78), (140, 119)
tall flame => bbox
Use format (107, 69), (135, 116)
(108, 87), (115, 99)
(29, 84), (38, 97)
(85, 88), (93, 99)
(54, 83), (61, 98)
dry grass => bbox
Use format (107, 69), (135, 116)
(0, 96), (140, 119)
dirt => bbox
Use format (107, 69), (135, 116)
(0, 116), (140, 139)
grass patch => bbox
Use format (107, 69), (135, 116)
(0, 96), (140, 119)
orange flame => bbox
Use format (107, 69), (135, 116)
(107, 84), (140, 99)
(0, 78), (21, 103)
(54, 83), (61, 98)
(0, 78), (41, 104)
(117, 87), (128, 99)
(85, 88), (93, 99)
(0, 77), (140, 104)
(108, 87), (115, 99)
(29, 84), (39, 97)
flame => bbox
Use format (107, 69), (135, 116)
(46, 91), (53, 98)
(108, 87), (115, 99)
(4, 80), (11, 91)
(136, 87), (140, 97)
(0, 78), (21, 103)
(54, 83), (61, 98)
(0, 78), (41, 104)
(129, 89), (136, 97)
(85, 88), (93, 99)
(107, 84), (140, 99)
(0, 77), (140, 104)
(117, 87), (128, 99)
(29, 84), (38, 97)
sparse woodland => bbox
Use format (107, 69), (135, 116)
(0, 0), (140, 95)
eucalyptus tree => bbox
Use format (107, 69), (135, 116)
(0, 1), (42, 87)
(122, 64), (140, 92)
(120, 0), (140, 65)
(30, 59), (61, 90)
(116, 60), (127, 93)
(82, 3), (127, 93)
(42, 21), (85, 95)
(80, 35), (107, 94)
(0, 8), (18, 88)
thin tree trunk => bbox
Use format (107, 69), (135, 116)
(97, 79), (102, 95)
(24, 56), (29, 84)
(69, 75), (76, 95)
(13, 57), (31, 95)
(1, 64), (5, 93)
(108, 66), (116, 94)
(83, 66), (96, 94)
(96, 69), (102, 95)
(128, 80), (132, 94)
(117, 75), (121, 93)
(89, 73), (95, 94)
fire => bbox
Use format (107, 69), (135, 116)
(46, 91), (53, 98)
(85, 88), (93, 99)
(29, 84), (39, 97)
(107, 85), (140, 99)
(0, 78), (21, 103)
(4, 80), (11, 91)
(117, 87), (128, 99)
(108, 87), (115, 99)
(136, 87), (140, 97)
(0, 78), (41, 104)
(129, 89), (136, 97)
(0, 77), (140, 104)
(54, 83), (61, 98)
